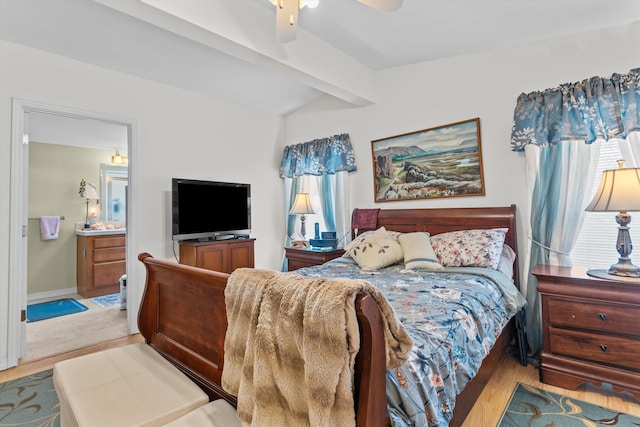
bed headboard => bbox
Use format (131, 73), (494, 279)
(352, 205), (520, 289)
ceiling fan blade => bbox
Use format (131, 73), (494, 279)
(357, 0), (403, 12)
(276, 0), (298, 43)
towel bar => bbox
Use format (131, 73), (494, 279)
(28, 216), (65, 220)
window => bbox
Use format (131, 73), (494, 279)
(571, 142), (640, 269)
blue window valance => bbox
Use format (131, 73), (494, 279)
(280, 133), (357, 178)
(510, 68), (640, 151)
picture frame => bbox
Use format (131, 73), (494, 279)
(371, 118), (485, 202)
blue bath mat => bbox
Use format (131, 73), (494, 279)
(26, 298), (88, 322)
(91, 293), (121, 308)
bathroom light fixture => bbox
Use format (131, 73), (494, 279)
(585, 160), (640, 278)
(112, 150), (127, 165)
(289, 192), (315, 239)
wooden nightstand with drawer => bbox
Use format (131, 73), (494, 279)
(284, 247), (345, 271)
(533, 264), (640, 400)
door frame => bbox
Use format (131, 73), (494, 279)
(8, 98), (140, 367)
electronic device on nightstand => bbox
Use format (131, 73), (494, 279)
(309, 231), (338, 249)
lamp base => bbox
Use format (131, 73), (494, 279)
(587, 268), (640, 283)
(608, 258), (640, 278)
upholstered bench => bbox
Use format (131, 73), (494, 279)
(164, 400), (241, 426)
(53, 343), (209, 427)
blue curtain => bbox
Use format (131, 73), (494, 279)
(280, 133), (357, 178)
(321, 175), (336, 233)
(511, 68), (639, 151)
(525, 145), (562, 357)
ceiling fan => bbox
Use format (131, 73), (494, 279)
(268, 0), (403, 43)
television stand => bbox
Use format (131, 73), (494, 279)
(179, 238), (255, 273)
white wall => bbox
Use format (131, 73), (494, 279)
(284, 22), (640, 269)
(0, 41), (285, 368)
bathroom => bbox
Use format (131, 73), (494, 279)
(24, 113), (129, 361)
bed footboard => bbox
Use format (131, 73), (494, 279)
(138, 253), (389, 426)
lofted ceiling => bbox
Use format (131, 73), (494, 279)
(1, 0), (639, 118)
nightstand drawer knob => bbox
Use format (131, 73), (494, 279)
(599, 344), (607, 352)
(598, 313), (607, 321)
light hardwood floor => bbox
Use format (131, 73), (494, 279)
(1, 341), (639, 424)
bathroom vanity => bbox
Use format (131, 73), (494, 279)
(76, 229), (126, 298)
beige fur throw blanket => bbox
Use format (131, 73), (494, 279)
(222, 268), (412, 427)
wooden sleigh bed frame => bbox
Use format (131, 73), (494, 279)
(137, 205), (523, 427)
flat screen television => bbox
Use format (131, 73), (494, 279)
(172, 178), (251, 241)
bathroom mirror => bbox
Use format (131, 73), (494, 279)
(99, 164), (128, 222)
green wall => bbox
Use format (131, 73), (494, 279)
(27, 142), (114, 297)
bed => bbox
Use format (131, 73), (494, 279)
(137, 205), (526, 427)
(293, 205), (527, 426)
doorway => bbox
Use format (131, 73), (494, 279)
(8, 98), (139, 368)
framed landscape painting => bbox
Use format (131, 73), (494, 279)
(371, 118), (485, 202)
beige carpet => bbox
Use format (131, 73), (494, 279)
(24, 297), (129, 362)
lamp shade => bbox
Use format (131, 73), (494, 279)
(83, 182), (99, 200)
(585, 167), (640, 212)
(289, 193), (314, 215)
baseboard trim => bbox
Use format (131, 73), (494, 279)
(27, 287), (78, 303)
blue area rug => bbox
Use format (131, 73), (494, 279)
(499, 382), (640, 426)
(26, 298), (88, 323)
(0, 369), (59, 426)
(91, 293), (121, 308)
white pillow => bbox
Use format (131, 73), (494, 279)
(398, 232), (443, 270)
(346, 227), (403, 270)
(497, 244), (517, 279)
(345, 227), (401, 252)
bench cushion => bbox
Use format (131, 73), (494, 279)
(163, 400), (241, 426)
(53, 343), (208, 427)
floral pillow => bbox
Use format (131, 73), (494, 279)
(430, 228), (508, 270)
(398, 232), (443, 270)
(345, 227), (403, 270)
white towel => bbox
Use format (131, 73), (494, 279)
(40, 216), (60, 240)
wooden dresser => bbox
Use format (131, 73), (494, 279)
(284, 247), (345, 271)
(76, 232), (126, 298)
(179, 238), (255, 273)
(533, 264), (640, 400)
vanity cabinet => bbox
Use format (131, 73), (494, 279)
(76, 233), (126, 298)
(179, 239), (255, 273)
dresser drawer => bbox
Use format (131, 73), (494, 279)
(94, 235), (125, 249)
(94, 247), (126, 263)
(549, 327), (640, 371)
(94, 261), (126, 288)
(547, 297), (640, 336)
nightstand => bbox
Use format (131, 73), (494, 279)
(284, 247), (345, 271)
(533, 264), (640, 400)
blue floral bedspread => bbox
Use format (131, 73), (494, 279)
(295, 257), (527, 427)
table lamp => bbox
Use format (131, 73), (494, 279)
(585, 160), (640, 278)
(79, 179), (99, 229)
(289, 192), (315, 240)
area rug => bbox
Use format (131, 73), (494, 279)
(26, 298), (88, 323)
(499, 383), (640, 426)
(91, 293), (121, 308)
(0, 369), (59, 426)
